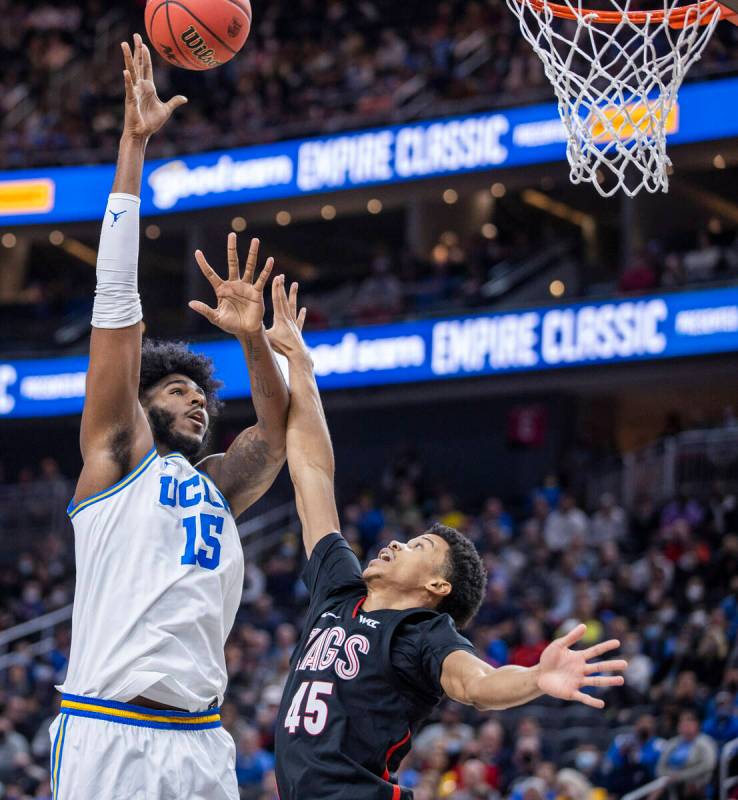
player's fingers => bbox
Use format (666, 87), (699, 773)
(581, 675), (625, 688)
(134, 33), (145, 79)
(188, 301), (218, 324)
(559, 623), (587, 649)
(194, 250), (223, 289)
(272, 275), (289, 319)
(271, 273), (284, 317)
(582, 639), (621, 660)
(572, 691), (605, 709)
(297, 307), (307, 331)
(254, 257), (274, 294)
(123, 70), (135, 104)
(227, 232), (240, 281)
(165, 95), (188, 114)
(584, 659), (628, 675)
(142, 41), (154, 82)
(289, 282), (299, 320)
(243, 237), (260, 283)
(121, 42), (137, 82)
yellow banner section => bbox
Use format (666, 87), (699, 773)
(0, 179), (55, 216)
(590, 103), (680, 143)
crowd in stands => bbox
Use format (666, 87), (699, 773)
(0, 449), (737, 800)
(2, 0), (738, 169)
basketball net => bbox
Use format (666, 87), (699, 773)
(506, 0), (725, 196)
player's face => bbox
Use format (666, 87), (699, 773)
(144, 373), (209, 457)
(362, 533), (451, 603)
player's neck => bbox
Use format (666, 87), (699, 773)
(363, 585), (430, 614)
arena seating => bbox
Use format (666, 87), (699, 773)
(2, 0), (737, 169)
(0, 443), (736, 799)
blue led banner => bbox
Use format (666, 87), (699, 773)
(2, 76), (738, 226)
(2, 286), (738, 419)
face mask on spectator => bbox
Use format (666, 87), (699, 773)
(686, 582), (704, 603)
(575, 751), (599, 772)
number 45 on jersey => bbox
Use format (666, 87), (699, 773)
(284, 681), (333, 735)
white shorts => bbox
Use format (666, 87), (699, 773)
(49, 694), (238, 800)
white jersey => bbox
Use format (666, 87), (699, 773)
(61, 448), (244, 712)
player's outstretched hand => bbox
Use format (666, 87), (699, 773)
(266, 275), (307, 358)
(536, 624), (627, 709)
(190, 234), (274, 336)
(121, 33), (187, 141)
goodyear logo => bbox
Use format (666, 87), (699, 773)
(0, 178), (55, 216)
(590, 102), (679, 143)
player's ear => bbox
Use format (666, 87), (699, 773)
(425, 577), (451, 599)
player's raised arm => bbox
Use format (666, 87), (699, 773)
(440, 624), (627, 711)
(192, 235), (290, 517)
(75, 35), (187, 504)
(265, 277), (338, 557)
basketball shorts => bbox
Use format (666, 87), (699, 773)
(48, 694), (238, 800)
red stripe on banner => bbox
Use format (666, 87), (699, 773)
(352, 596), (367, 618)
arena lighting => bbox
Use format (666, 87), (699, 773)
(145, 224), (161, 240)
(442, 189), (458, 204)
(276, 211), (291, 226)
(713, 154), (727, 169)
(440, 231), (459, 246)
(61, 238), (97, 267)
(367, 198), (382, 214)
(490, 182), (506, 198)
(231, 216), (247, 231)
(549, 279), (566, 298)
(1, 233), (16, 248)
(521, 189), (594, 233)
(481, 223), (498, 239)
(321, 204), (336, 220)
(49, 230), (64, 245)
(709, 217), (723, 234)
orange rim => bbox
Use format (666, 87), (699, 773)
(523, 0), (730, 24)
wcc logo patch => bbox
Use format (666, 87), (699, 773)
(180, 25), (221, 67)
(227, 17), (243, 38)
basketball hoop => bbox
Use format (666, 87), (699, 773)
(506, 0), (737, 196)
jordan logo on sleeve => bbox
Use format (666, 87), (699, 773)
(108, 209), (128, 227)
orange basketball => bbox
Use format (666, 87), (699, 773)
(145, 0), (251, 71)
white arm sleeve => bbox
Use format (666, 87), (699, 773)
(91, 192), (143, 329)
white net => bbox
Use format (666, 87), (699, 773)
(506, 0), (723, 196)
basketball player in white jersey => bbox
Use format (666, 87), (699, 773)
(49, 36), (293, 799)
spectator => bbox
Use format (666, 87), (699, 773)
(604, 714), (665, 795)
(235, 725), (276, 788)
(590, 493), (627, 545)
(655, 710), (718, 799)
(702, 691), (738, 748)
(544, 494), (588, 552)
(414, 701), (475, 759)
(450, 758), (501, 799)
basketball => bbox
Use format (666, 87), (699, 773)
(144, 0), (251, 71)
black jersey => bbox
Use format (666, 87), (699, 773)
(275, 533), (475, 800)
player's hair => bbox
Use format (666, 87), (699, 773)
(139, 339), (223, 417)
(429, 523), (487, 629)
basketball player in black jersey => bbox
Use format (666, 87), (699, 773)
(266, 281), (628, 800)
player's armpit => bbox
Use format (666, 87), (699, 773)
(76, 326), (153, 504)
(197, 423), (286, 518)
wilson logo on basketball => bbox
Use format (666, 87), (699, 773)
(180, 25), (221, 68)
(227, 18), (243, 38)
